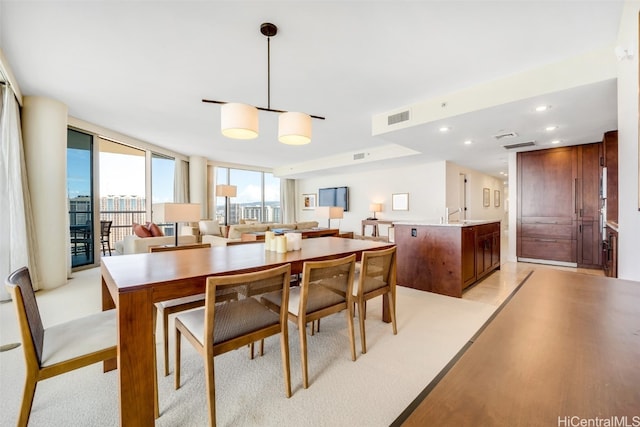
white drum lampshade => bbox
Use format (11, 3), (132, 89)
(278, 111), (312, 145)
(221, 103), (259, 139)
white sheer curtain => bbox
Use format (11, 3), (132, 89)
(280, 178), (296, 223)
(174, 159), (189, 203)
(0, 84), (40, 297)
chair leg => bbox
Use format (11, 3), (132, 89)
(280, 324), (292, 398)
(17, 377), (37, 427)
(162, 309), (170, 377)
(174, 328), (182, 390)
(346, 301), (357, 361)
(299, 318), (309, 389)
(357, 299), (367, 354)
(204, 352), (216, 427)
(389, 291), (398, 335)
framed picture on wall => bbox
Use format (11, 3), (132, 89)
(494, 190), (500, 207)
(483, 188), (490, 207)
(392, 193), (409, 211)
(302, 193), (316, 210)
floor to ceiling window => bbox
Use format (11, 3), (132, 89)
(215, 167), (281, 225)
(98, 138), (146, 247)
(67, 129), (94, 268)
(151, 152), (175, 235)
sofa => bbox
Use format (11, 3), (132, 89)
(198, 220), (320, 246)
(114, 234), (197, 255)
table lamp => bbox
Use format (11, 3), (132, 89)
(368, 203), (382, 220)
(152, 203), (201, 246)
(317, 206), (344, 228)
(216, 184), (237, 226)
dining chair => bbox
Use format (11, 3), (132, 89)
(261, 254), (357, 389)
(5, 266), (118, 427)
(174, 264), (292, 426)
(352, 246), (397, 354)
(100, 220), (113, 256)
(149, 243), (216, 376)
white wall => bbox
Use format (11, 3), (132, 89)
(296, 160), (504, 235)
(445, 162), (506, 223)
(616, 1), (640, 280)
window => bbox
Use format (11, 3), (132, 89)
(98, 138), (146, 245)
(67, 129), (94, 267)
(215, 167), (281, 225)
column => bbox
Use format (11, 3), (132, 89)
(21, 96), (68, 289)
(189, 155), (208, 219)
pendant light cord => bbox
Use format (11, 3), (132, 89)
(267, 36), (271, 110)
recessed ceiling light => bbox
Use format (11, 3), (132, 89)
(551, 139), (561, 144)
(545, 126), (558, 131)
(535, 105), (550, 112)
(464, 140), (472, 145)
(439, 126), (450, 132)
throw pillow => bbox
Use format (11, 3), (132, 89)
(133, 222), (152, 238)
(199, 220), (221, 236)
(147, 222), (164, 237)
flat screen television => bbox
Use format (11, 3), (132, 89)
(318, 186), (349, 212)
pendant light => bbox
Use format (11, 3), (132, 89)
(203, 22), (324, 144)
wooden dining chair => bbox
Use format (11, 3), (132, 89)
(100, 220), (113, 256)
(352, 246), (397, 354)
(261, 254), (357, 389)
(174, 264), (292, 426)
(5, 267), (118, 427)
(149, 243), (215, 376)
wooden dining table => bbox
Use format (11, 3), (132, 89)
(101, 236), (395, 426)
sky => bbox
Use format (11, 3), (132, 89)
(67, 150), (279, 203)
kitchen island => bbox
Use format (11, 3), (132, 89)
(394, 220), (500, 298)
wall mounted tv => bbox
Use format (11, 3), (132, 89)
(318, 186), (349, 212)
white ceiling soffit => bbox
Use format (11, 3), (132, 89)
(372, 46), (617, 137)
(273, 144), (420, 178)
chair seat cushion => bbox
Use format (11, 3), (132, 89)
(42, 310), (117, 367)
(352, 272), (387, 296)
(263, 284), (345, 317)
(156, 294), (205, 310)
(177, 297), (280, 346)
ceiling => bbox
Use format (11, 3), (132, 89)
(0, 1), (624, 179)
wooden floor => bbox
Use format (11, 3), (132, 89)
(395, 262), (638, 427)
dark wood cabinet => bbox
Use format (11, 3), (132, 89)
(517, 143), (602, 267)
(603, 130), (618, 223)
(395, 221), (500, 298)
(576, 143), (602, 268)
(603, 225), (618, 278)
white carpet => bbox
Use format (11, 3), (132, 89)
(0, 285), (497, 427)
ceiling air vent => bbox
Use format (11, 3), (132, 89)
(387, 110), (410, 125)
(503, 141), (536, 150)
(353, 152), (366, 160)
(493, 131), (518, 140)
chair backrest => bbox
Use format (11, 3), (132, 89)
(357, 246), (397, 296)
(148, 243), (211, 253)
(203, 264), (291, 350)
(302, 254), (356, 303)
(100, 220), (112, 236)
(5, 267), (45, 366)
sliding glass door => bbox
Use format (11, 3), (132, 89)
(67, 129), (94, 267)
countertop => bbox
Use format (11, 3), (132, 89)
(606, 221), (619, 232)
(393, 219), (501, 227)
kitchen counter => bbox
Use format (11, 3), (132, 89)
(393, 219), (499, 227)
(394, 221), (501, 297)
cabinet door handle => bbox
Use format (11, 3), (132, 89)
(575, 178), (578, 214)
(579, 224), (582, 233)
(536, 238), (557, 243)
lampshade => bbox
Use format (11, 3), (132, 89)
(221, 103), (259, 139)
(152, 203), (201, 223)
(329, 206), (344, 219)
(278, 112), (312, 145)
(216, 184), (237, 198)
(369, 203), (382, 213)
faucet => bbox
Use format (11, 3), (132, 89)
(445, 207), (461, 224)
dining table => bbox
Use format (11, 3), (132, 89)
(101, 236), (395, 426)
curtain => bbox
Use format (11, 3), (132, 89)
(0, 84), (41, 297)
(174, 159), (189, 203)
(280, 178), (296, 223)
